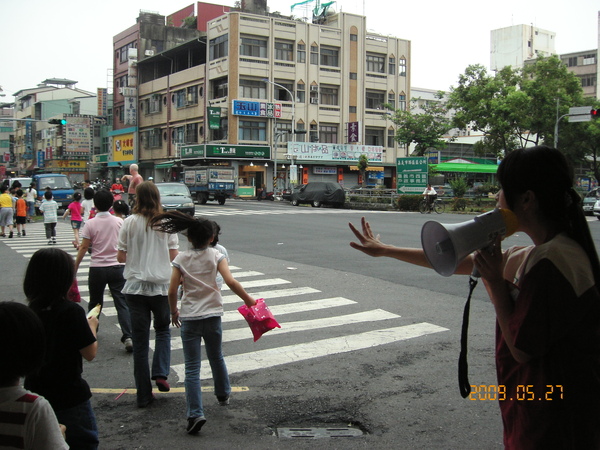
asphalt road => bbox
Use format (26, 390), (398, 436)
(3, 201), (599, 449)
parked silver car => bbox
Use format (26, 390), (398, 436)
(583, 188), (600, 215)
(593, 198), (600, 220)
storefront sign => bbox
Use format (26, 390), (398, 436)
(208, 107), (221, 130)
(112, 133), (135, 162)
(181, 144), (204, 158)
(232, 100), (282, 118)
(206, 144), (270, 159)
(287, 142), (383, 162)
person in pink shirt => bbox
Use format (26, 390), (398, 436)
(74, 190), (133, 353)
(63, 192), (83, 248)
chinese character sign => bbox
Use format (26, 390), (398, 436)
(64, 117), (92, 154)
(396, 157), (428, 194)
(287, 142), (383, 162)
(347, 121), (360, 143)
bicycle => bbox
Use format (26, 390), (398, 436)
(419, 197), (445, 214)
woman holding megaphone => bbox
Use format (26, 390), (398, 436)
(349, 146), (600, 449)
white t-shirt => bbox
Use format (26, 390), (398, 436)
(172, 247), (225, 320)
(25, 188), (37, 202)
(118, 214), (179, 296)
(423, 187), (437, 196)
(81, 198), (95, 222)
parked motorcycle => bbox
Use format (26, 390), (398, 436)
(112, 189), (123, 201)
(257, 188), (274, 201)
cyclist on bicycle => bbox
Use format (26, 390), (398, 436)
(423, 184), (437, 212)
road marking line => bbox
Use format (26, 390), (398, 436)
(221, 286), (320, 304)
(91, 386), (249, 395)
(171, 323), (448, 381)
(221, 278), (290, 290)
(163, 309), (400, 350)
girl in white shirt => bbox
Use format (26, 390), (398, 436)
(151, 211), (255, 435)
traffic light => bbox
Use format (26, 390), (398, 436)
(591, 109), (600, 119)
(47, 118), (67, 125)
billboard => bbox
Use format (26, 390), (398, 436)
(287, 142), (383, 162)
(112, 133), (135, 162)
(64, 116), (92, 154)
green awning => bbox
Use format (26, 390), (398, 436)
(154, 162), (173, 169)
(431, 163), (498, 174)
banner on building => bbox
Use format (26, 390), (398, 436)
(124, 96), (137, 125)
(112, 133), (135, 162)
(208, 107), (221, 130)
(347, 121), (360, 143)
(97, 88), (108, 117)
(64, 116), (92, 154)
(287, 142), (383, 162)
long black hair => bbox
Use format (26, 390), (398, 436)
(24, 248), (75, 312)
(150, 211), (214, 249)
(497, 145), (600, 284)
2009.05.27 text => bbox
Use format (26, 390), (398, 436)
(469, 384), (564, 401)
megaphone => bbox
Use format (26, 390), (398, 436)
(421, 209), (519, 277)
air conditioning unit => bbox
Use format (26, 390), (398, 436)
(310, 85), (319, 92)
(310, 97), (319, 104)
(145, 50), (155, 57)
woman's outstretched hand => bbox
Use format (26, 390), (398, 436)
(349, 217), (387, 257)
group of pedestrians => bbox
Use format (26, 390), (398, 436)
(0, 178), (258, 448)
(0, 181), (36, 238)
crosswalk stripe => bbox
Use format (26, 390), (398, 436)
(162, 309), (401, 351)
(221, 278), (290, 290)
(171, 323), (448, 381)
(221, 287), (320, 304)
(222, 297), (356, 323)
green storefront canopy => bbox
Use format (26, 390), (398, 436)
(431, 163), (498, 174)
(155, 162), (173, 169)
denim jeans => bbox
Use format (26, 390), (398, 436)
(125, 294), (171, 407)
(55, 399), (99, 450)
(181, 316), (230, 419)
(88, 266), (132, 342)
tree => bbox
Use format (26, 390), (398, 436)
(448, 56), (584, 157)
(387, 92), (453, 156)
(357, 154), (369, 187)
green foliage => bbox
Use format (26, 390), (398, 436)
(182, 16), (197, 29)
(448, 56), (584, 157)
(357, 154), (369, 187)
(449, 178), (468, 198)
(452, 198), (469, 211)
(396, 195), (422, 211)
(387, 92), (454, 156)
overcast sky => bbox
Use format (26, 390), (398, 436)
(1, 0), (598, 101)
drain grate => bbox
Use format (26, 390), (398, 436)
(277, 427), (364, 439)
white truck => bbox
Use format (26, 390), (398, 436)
(183, 166), (235, 205)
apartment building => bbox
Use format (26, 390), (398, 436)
(560, 50), (598, 99)
(126, 2), (410, 191)
(490, 24), (556, 71)
(11, 79), (97, 178)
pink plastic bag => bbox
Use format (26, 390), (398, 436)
(237, 298), (281, 342)
(67, 278), (81, 303)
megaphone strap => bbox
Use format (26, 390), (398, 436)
(458, 276), (479, 398)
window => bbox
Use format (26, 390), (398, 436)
(366, 53), (385, 73)
(387, 128), (395, 148)
(239, 120), (266, 141)
(209, 34), (228, 60)
(148, 95), (162, 114)
(173, 126), (185, 144)
(349, 106), (357, 113)
(295, 122), (306, 142)
(366, 90), (385, 109)
(365, 127), (384, 146)
(566, 56), (578, 67)
(213, 78), (228, 99)
(186, 86), (198, 105)
(275, 40), (293, 61)
(581, 75), (596, 87)
(240, 79), (266, 99)
(274, 81), (294, 102)
(389, 57), (396, 75)
(320, 46), (339, 67)
(174, 89), (187, 108)
(350, 33), (358, 41)
(399, 58), (406, 76)
(119, 42), (136, 64)
(583, 54), (596, 65)
(310, 45), (319, 65)
(319, 124), (338, 143)
(297, 43), (306, 63)
(387, 92), (395, 109)
(399, 93), (406, 111)
(349, 72), (357, 80)
(297, 83), (305, 103)
(185, 123), (198, 143)
(147, 128), (162, 148)
(320, 85), (339, 106)
(241, 36), (267, 58)
(309, 123), (318, 142)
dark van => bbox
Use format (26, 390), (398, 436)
(33, 173), (74, 211)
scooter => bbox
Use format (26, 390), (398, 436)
(257, 189), (274, 201)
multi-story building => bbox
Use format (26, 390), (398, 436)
(490, 24), (556, 72)
(121, 2), (410, 192)
(560, 50), (598, 99)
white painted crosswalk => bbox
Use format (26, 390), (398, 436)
(195, 205), (401, 217)
(1, 221), (449, 384)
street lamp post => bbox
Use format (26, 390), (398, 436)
(263, 78), (295, 192)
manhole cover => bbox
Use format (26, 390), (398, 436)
(277, 427), (364, 439)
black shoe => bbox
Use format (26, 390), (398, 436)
(8, 232), (13, 238)
(187, 417), (206, 434)
(217, 395), (230, 406)
(22, 230), (26, 236)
